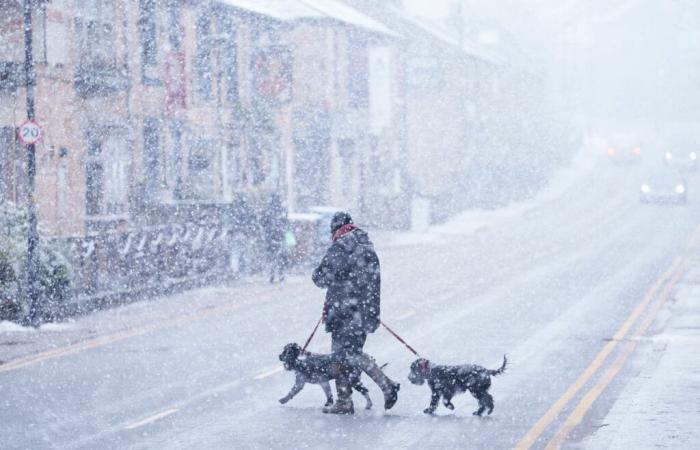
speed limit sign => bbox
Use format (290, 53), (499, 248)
(17, 120), (43, 145)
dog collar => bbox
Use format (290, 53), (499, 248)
(419, 360), (430, 374)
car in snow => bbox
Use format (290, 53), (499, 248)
(639, 170), (687, 204)
(606, 133), (642, 165)
(662, 140), (698, 171)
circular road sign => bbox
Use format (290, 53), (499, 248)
(17, 120), (43, 145)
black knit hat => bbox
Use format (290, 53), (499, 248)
(330, 211), (353, 234)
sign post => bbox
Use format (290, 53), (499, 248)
(22, 0), (41, 327)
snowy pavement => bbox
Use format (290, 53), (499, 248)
(578, 265), (700, 450)
(2, 158), (700, 449)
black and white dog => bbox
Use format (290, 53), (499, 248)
(278, 343), (373, 409)
(408, 356), (507, 416)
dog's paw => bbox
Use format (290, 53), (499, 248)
(472, 410), (483, 416)
(324, 400), (334, 407)
(444, 402), (455, 410)
(279, 398), (289, 405)
(423, 408), (435, 415)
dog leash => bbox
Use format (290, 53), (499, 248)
(301, 316), (323, 353)
(381, 320), (421, 357)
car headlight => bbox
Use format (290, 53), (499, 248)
(641, 184), (650, 193)
(690, 152), (697, 160)
(665, 152), (673, 160)
(676, 185), (685, 194)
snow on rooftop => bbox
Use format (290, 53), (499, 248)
(219, 0), (399, 37)
(218, 0), (323, 21)
(394, 7), (503, 65)
(298, 0), (400, 37)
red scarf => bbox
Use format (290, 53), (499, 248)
(332, 223), (357, 242)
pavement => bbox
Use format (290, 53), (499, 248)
(578, 262), (700, 449)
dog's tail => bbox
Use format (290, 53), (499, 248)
(488, 355), (507, 376)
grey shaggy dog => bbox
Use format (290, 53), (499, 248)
(408, 355), (507, 416)
(278, 343), (373, 409)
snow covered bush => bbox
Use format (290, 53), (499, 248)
(0, 202), (71, 323)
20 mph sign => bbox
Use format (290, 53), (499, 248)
(17, 120), (43, 145)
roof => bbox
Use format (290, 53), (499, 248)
(219, 0), (399, 37)
(298, 0), (400, 37)
(396, 11), (503, 65)
(218, 0), (320, 20)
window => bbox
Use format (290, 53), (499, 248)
(0, 3), (23, 62)
(56, 154), (68, 225)
(75, 0), (116, 69)
(195, 13), (212, 100)
(167, 0), (182, 49)
(348, 42), (369, 108)
(0, 127), (14, 203)
(143, 118), (160, 200)
(187, 139), (214, 200)
(219, 15), (238, 104)
(85, 161), (104, 215)
(168, 121), (184, 199)
(85, 131), (129, 216)
(138, 0), (157, 81)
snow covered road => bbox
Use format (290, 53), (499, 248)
(2, 160), (700, 449)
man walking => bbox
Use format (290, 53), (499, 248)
(260, 193), (288, 283)
(312, 212), (400, 414)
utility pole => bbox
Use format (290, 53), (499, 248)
(23, 0), (41, 327)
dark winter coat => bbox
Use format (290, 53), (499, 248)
(261, 197), (288, 255)
(312, 228), (381, 334)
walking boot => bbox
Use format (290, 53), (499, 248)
(354, 353), (401, 410)
(383, 381), (400, 410)
(324, 371), (354, 414)
(322, 398), (354, 415)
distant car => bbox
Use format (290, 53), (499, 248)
(607, 133), (642, 165)
(640, 170), (687, 204)
(663, 142), (698, 171)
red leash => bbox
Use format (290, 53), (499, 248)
(301, 316), (419, 358)
(301, 316), (322, 353)
(381, 320), (421, 357)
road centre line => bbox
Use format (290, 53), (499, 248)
(513, 256), (685, 450)
(0, 298), (254, 374)
(124, 408), (179, 430)
(516, 221), (700, 449)
(544, 261), (687, 449)
(254, 365), (284, 380)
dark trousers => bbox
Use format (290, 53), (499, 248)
(330, 329), (393, 401)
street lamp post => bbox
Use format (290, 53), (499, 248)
(23, 0), (41, 326)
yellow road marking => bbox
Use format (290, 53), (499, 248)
(513, 256), (684, 450)
(0, 299), (252, 374)
(124, 408), (179, 430)
(544, 261), (686, 449)
(254, 365), (284, 380)
(516, 222), (700, 449)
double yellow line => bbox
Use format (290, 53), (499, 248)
(515, 224), (700, 449)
